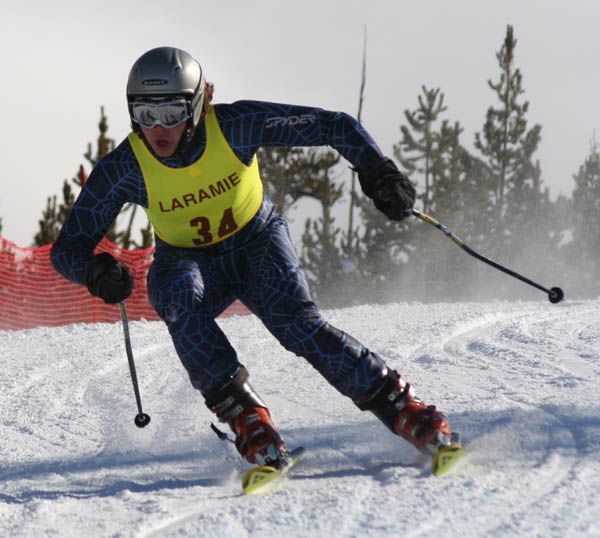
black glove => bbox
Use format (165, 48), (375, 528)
(356, 158), (416, 221)
(85, 253), (133, 304)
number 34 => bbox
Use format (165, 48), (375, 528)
(190, 207), (238, 246)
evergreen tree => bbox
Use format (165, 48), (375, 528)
(258, 145), (359, 305)
(375, 86), (449, 301)
(33, 165), (86, 246)
(83, 106), (151, 249)
(392, 87), (479, 300)
(472, 25), (553, 299)
(137, 221), (155, 250)
(301, 217), (344, 307)
(473, 25), (544, 251)
(394, 86), (447, 213)
(298, 149), (347, 306)
(34, 107), (153, 248)
(454, 152), (494, 247)
(429, 121), (467, 217)
(33, 182), (73, 247)
(83, 107), (122, 246)
(569, 137), (600, 296)
(258, 146), (318, 216)
(34, 196), (59, 247)
(546, 191), (572, 295)
(353, 192), (415, 303)
(84, 106), (115, 167)
(415, 120), (472, 299)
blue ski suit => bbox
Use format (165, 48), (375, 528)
(51, 100), (389, 398)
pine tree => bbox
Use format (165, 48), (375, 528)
(392, 87), (474, 300)
(394, 86), (447, 213)
(34, 107), (117, 246)
(429, 121), (467, 217)
(301, 216), (344, 306)
(471, 25), (554, 299)
(137, 221), (155, 250)
(473, 25), (544, 253)
(546, 191), (572, 295)
(34, 107), (153, 248)
(415, 120), (471, 299)
(83, 107), (122, 245)
(83, 106), (151, 249)
(33, 168), (81, 246)
(298, 149), (346, 306)
(84, 106), (115, 167)
(257, 146), (318, 216)
(34, 196), (59, 247)
(353, 193), (416, 303)
(569, 137), (600, 296)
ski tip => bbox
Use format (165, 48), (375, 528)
(242, 446), (306, 495)
(242, 465), (280, 495)
(431, 444), (466, 477)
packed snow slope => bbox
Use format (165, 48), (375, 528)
(1, 300), (599, 537)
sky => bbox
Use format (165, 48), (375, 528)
(2, 0), (600, 246)
(1, 300), (599, 535)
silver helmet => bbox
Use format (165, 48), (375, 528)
(126, 47), (206, 134)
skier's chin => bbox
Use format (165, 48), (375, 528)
(151, 140), (177, 157)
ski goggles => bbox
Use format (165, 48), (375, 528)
(130, 98), (192, 129)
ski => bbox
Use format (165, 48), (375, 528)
(431, 432), (466, 477)
(240, 432), (462, 494)
(242, 446), (305, 495)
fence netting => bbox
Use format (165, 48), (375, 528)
(0, 237), (248, 330)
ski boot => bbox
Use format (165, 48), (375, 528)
(232, 406), (287, 465)
(204, 365), (287, 466)
(355, 369), (451, 454)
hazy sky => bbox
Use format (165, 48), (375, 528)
(2, 0), (599, 246)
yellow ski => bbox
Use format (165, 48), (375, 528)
(242, 447), (305, 495)
(431, 443), (466, 476)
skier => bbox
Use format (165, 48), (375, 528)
(51, 46), (451, 468)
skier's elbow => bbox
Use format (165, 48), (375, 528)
(50, 235), (91, 285)
(330, 110), (358, 130)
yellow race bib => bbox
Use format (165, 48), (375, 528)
(128, 105), (263, 248)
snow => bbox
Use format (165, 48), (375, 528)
(1, 299), (600, 537)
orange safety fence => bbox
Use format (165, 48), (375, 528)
(0, 236), (249, 331)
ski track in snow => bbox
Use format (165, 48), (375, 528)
(1, 300), (600, 537)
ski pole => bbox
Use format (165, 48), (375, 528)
(117, 301), (151, 428)
(412, 209), (564, 304)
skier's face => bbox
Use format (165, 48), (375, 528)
(140, 123), (186, 157)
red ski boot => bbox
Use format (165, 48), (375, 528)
(355, 369), (451, 454)
(392, 399), (451, 454)
(232, 406), (287, 465)
(204, 366), (287, 466)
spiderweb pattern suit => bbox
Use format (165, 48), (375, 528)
(51, 101), (389, 398)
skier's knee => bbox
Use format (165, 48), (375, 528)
(272, 311), (325, 355)
(147, 262), (203, 323)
